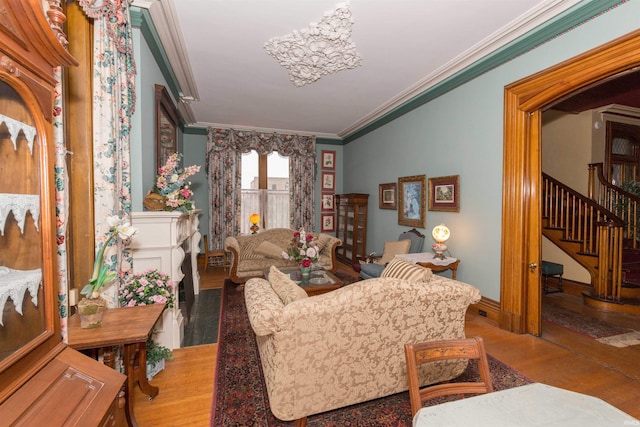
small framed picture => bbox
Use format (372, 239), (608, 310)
(321, 171), (335, 191)
(428, 175), (460, 212)
(379, 182), (397, 210)
(321, 213), (335, 232)
(321, 193), (335, 211)
(398, 174), (426, 228)
(321, 150), (336, 170)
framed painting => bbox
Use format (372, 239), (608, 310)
(155, 84), (179, 171)
(321, 171), (335, 191)
(321, 213), (335, 232)
(321, 193), (335, 211)
(428, 175), (460, 212)
(379, 182), (397, 210)
(398, 174), (426, 227)
(321, 150), (336, 170)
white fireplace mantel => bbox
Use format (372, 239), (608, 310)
(130, 210), (201, 350)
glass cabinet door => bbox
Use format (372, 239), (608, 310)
(0, 80), (47, 362)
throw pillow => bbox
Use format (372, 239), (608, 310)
(381, 257), (432, 282)
(254, 241), (285, 259)
(375, 239), (412, 265)
(268, 266), (308, 305)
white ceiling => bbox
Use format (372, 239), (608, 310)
(134, 0), (582, 139)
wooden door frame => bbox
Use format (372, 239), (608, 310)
(501, 29), (640, 334)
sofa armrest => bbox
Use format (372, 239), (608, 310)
(244, 278), (284, 336)
(224, 236), (243, 283)
(224, 236), (240, 253)
(318, 233), (341, 272)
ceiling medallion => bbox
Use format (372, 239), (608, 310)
(264, 2), (362, 87)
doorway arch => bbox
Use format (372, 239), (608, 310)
(500, 29), (640, 335)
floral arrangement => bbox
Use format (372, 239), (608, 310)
(118, 268), (174, 372)
(282, 228), (320, 268)
(151, 153), (201, 212)
(118, 269), (175, 308)
(81, 215), (138, 299)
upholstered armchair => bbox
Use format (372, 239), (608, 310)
(357, 228), (425, 280)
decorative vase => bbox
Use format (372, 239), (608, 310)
(77, 296), (107, 328)
(300, 266), (311, 281)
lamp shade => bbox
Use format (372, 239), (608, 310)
(432, 224), (450, 243)
(249, 213), (260, 225)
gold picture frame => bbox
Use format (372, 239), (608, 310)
(155, 84), (179, 171)
(398, 175), (426, 227)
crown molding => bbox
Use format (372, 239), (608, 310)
(184, 121), (339, 140)
(339, 0), (582, 139)
(132, 0), (625, 143)
(131, 0), (198, 124)
(342, 0), (625, 142)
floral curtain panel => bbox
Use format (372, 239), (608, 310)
(206, 128), (316, 251)
(53, 68), (70, 339)
(78, 0), (137, 309)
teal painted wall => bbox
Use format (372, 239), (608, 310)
(183, 132), (208, 250)
(343, 1), (640, 300)
(131, 27), (184, 211)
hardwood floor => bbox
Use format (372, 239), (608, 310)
(134, 261), (640, 426)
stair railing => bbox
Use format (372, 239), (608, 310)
(543, 173), (624, 302)
(588, 162), (640, 249)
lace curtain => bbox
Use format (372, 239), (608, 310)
(206, 128), (316, 251)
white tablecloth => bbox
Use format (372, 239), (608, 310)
(413, 383), (638, 427)
(396, 252), (457, 267)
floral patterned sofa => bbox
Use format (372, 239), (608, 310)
(244, 261), (482, 425)
(224, 228), (341, 283)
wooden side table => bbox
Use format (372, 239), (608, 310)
(68, 303), (166, 427)
(396, 252), (460, 280)
(418, 259), (460, 280)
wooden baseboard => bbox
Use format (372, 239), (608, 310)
(467, 278), (591, 328)
(469, 297), (500, 324)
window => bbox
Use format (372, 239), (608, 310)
(241, 151), (289, 233)
(606, 121), (640, 187)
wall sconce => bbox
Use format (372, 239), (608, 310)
(431, 224), (450, 259)
(249, 213), (260, 234)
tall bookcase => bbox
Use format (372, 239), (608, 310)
(335, 193), (369, 264)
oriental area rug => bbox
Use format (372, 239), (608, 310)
(542, 301), (640, 347)
(211, 279), (533, 426)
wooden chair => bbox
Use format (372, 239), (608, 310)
(404, 336), (494, 416)
(203, 234), (227, 271)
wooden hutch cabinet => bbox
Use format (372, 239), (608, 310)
(335, 193), (369, 264)
(0, 1), (126, 424)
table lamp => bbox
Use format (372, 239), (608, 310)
(249, 213), (260, 234)
(432, 224), (450, 259)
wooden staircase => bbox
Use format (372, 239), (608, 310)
(542, 167), (640, 314)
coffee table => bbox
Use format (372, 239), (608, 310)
(264, 267), (345, 296)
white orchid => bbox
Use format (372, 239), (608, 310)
(81, 216), (139, 299)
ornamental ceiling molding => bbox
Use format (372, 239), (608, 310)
(264, 2), (362, 87)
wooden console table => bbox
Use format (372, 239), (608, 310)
(397, 252), (460, 279)
(68, 304), (166, 427)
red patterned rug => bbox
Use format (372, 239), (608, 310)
(211, 279), (533, 426)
